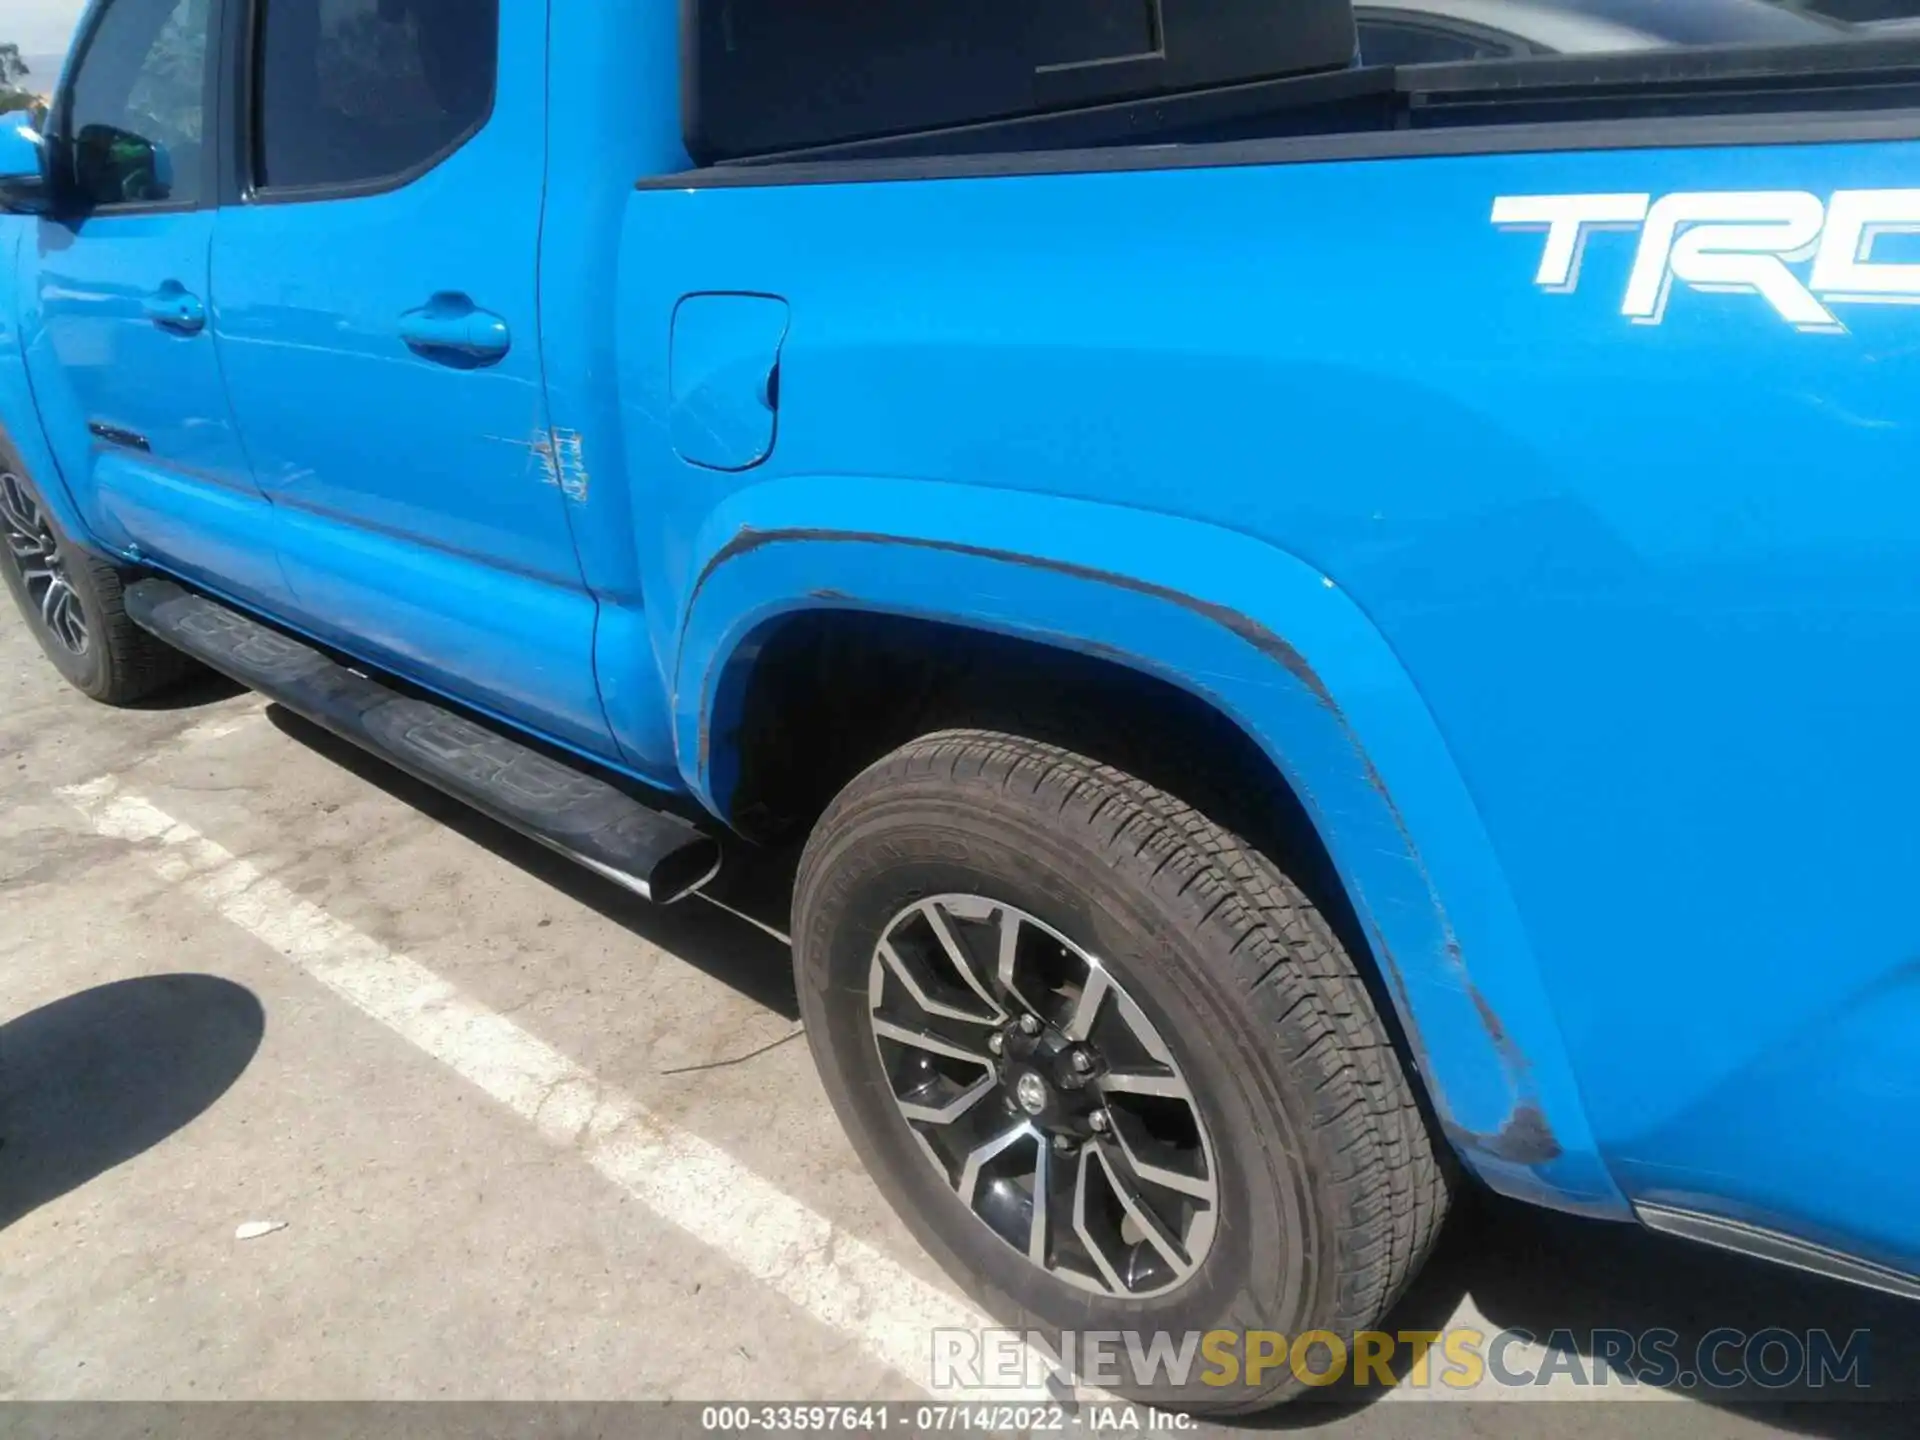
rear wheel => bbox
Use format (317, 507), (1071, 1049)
(793, 729), (1448, 1412)
(0, 449), (196, 705)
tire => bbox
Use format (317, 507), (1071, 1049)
(0, 446), (197, 705)
(793, 729), (1449, 1413)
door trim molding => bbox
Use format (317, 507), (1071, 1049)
(1637, 1203), (1920, 1302)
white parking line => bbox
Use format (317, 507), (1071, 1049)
(59, 775), (1050, 1404)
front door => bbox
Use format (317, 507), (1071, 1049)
(210, 0), (613, 755)
(22, 0), (286, 608)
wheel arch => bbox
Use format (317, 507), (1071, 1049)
(672, 475), (1628, 1218)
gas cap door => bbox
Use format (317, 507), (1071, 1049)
(669, 293), (790, 472)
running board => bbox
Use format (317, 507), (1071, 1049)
(125, 579), (721, 904)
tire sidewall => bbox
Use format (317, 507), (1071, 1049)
(796, 779), (1333, 1405)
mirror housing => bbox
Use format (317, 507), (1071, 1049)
(0, 117), (52, 215)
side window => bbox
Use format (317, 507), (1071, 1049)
(1354, 16), (1527, 64)
(253, 0), (499, 193)
(1359, 18), (1520, 64)
(65, 0), (213, 208)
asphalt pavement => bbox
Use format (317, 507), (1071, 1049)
(2, 603), (1915, 1440)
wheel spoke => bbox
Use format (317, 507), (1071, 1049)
(1104, 1102), (1214, 1201)
(1093, 1141), (1199, 1282)
(957, 1122), (1035, 1209)
(1071, 1145), (1131, 1294)
(53, 586), (88, 653)
(1028, 1141), (1051, 1267)
(0, 474), (41, 537)
(1098, 1067), (1192, 1100)
(995, 905), (1021, 994)
(1064, 966), (1110, 1042)
(875, 936), (998, 1025)
(994, 904), (1067, 1022)
(898, 1070), (997, 1126)
(1111, 987), (1177, 1062)
(871, 1016), (994, 1067)
(916, 901), (1008, 1021)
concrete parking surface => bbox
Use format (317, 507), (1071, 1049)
(2, 601), (1916, 1439)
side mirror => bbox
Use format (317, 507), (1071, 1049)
(0, 118), (51, 215)
(75, 123), (173, 205)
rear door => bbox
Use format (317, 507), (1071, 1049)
(23, 0), (287, 607)
(210, 0), (615, 755)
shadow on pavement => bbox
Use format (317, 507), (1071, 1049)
(0, 974), (265, 1230)
(265, 706), (803, 1021)
(1243, 1190), (1919, 1437)
(127, 667), (248, 712)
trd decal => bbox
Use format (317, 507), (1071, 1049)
(1491, 190), (1920, 333)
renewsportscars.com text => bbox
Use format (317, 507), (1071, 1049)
(933, 1326), (1872, 1394)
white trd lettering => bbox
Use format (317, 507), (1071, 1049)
(1622, 191), (1833, 330)
(1810, 189), (1920, 304)
(1491, 193), (1651, 290)
(1494, 187), (1920, 330)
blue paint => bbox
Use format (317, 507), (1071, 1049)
(669, 294), (790, 472)
(5, 0), (1918, 1289)
(0, 122), (41, 187)
(207, 0), (612, 751)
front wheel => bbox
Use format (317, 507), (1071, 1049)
(793, 729), (1448, 1413)
(0, 451), (197, 705)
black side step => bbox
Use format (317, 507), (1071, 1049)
(126, 580), (721, 904)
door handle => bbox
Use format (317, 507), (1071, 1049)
(143, 282), (206, 334)
(399, 294), (512, 364)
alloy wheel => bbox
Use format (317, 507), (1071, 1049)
(868, 895), (1219, 1299)
(0, 470), (88, 656)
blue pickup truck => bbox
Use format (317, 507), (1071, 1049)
(4, 0), (1918, 1409)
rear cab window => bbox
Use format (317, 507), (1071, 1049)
(675, 0), (1920, 166)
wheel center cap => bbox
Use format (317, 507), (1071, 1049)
(1014, 1071), (1049, 1116)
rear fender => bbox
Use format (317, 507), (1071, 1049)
(675, 474), (1628, 1216)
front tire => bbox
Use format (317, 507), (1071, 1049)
(0, 449), (196, 705)
(793, 729), (1448, 1413)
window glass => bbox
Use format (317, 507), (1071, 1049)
(254, 0), (498, 192)
(687, 1), (1920, 160)
(1355, 17), (1522, 62)
(66, 0), (211, 207)
(1358, 0), (1866, 64)
(684, 0), (1358, 163)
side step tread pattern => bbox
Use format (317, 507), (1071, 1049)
(126, 579), (720, 903)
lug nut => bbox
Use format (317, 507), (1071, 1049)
(987, 1033), (1004, 1056)
(1089, 1109), (1110, 1134)
(1069, 1050), (1094, 1075)
(1052, 1133), (1076, 1154)
(1018, 1014), (1041, 1036)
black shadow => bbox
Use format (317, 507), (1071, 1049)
(0, 974), (265, 1229)
(1244, 1190), (1917, 1436)
(264, 706), (802, 1021)
(126, 666), (248, 712)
